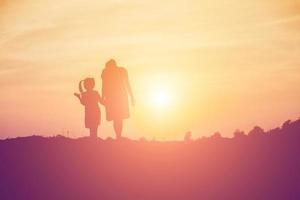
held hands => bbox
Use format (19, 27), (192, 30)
(100, 97), (106, 106)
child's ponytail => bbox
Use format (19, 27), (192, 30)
(79, 80), (84, 93)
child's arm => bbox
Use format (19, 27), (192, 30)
(97, 92), (105, 105)
(74, 93), (84, 105)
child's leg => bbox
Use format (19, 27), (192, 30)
(94, 126), (98, 138)
(90, 126), (98, 138)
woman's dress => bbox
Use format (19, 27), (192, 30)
(101, 67), (129, 121)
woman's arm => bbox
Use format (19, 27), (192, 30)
(124, 70), (135, 106)
(101, 77), (106, 104)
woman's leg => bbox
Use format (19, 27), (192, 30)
(113, 119), (123, 139)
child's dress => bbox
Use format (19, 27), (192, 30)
(81, 90), (101, 128)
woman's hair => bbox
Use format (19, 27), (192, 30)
(83, 78), (95, 90)
(105, 59), (117, 69)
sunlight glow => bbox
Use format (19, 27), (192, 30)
(151, 89), (171, 108)
(1, 0), (299, 140)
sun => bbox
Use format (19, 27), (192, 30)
(134, 76), (195, 140)
(151, 89), (171, 108)
(148, 87), (174, 111)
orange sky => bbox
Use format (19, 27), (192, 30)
(0, 0), (299, 140)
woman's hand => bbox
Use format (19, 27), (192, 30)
(100, 98), (106, 106)
(131, 97), (135, 106)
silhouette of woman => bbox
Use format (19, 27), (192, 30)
(74, 78), (103, 138)
(101, 59), (135, 139)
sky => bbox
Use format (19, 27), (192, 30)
(0, 0), (300, 140)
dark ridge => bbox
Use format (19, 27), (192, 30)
(0, 118), (300, 200)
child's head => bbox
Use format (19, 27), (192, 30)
(83, 78), (95, 91)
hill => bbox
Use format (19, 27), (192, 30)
(0, 119), (300, 200)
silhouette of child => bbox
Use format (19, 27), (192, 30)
(74, 78), (103, 138)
